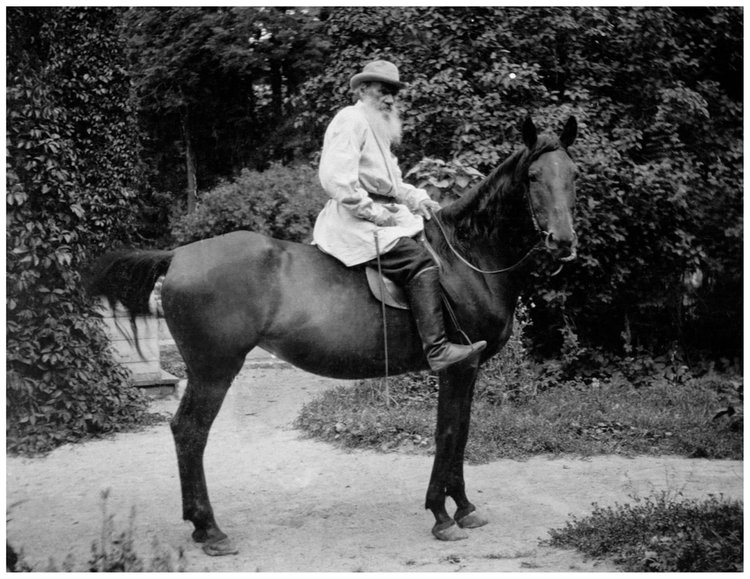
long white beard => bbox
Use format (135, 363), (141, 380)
(361, 99), (403, 147)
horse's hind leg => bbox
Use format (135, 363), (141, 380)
(170, 361), (243, 556)
(425, 357), (487, 541)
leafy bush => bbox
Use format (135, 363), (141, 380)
(405, 157), (486, 204)
(472, 304), (540, 405)
(170, 162), (327, 244)
(6, 8), (150, 455)
(546, 492), (743, 572)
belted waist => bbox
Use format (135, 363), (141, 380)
(369, 193), (395, 204)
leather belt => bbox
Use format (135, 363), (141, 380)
(369, 193), (395, 204)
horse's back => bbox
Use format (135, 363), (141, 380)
(163, 230), (326, 327)
(166, 230), (357, 298)
(170, 230), (285, 277)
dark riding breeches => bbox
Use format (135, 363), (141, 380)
(365, 236), (435, 286)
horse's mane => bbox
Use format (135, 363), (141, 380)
(438, 134), (563, 247)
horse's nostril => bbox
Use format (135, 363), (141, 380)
(544, 231), (556, 250)
(560, 247), (577, 262)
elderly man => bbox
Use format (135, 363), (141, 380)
(313, 59), (486, 371)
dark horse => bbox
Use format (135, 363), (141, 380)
(88, 116), (578, 556)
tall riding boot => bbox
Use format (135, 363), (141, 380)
(406, 267), (487, 371)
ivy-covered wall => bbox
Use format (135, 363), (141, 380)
(7, 8), (148, 454)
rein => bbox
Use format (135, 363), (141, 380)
(428, 207), (545, 275)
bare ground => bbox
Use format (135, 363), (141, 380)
(6, 350), (744, 572)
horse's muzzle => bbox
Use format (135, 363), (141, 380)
(545, 230), (577, 262)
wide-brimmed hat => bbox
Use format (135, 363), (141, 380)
(350, 60), (407, 91)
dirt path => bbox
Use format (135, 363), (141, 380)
(6, 352), (744, 572)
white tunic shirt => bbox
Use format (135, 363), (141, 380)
(313, 101), (431, 266)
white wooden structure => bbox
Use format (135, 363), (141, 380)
(96, 297), (178, 397)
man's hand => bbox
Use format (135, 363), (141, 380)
(378, 214), (398, 227)
(376, 204), (400, 227)
(417, 199), (441, 220)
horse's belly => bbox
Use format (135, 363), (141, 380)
(270, 347), (428, 380)
(261, 301), (427, 380)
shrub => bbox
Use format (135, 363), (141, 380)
(473, 303), (539, 405)
(404, 157), (485, 204)
(170, 162), (327, 244)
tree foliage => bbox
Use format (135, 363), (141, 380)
(124, 7), (329, 203)
(6, 8), (148, 454)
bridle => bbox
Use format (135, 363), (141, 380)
(428, 207), (544, 275)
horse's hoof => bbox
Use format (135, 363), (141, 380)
(202, 538), (239, 556)
(432, 521), (469, 541)
(457, 509), (489, 529)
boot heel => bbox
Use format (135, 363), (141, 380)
(427, 340), (486, 371)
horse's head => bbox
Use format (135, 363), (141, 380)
(522, 116), (578, 262)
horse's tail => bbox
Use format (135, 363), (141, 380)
(86, 249), (174, 317)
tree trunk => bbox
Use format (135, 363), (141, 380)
(269, 59), (283, 121)
(181, 106), (197, 214)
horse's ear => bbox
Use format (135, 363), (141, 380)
(560, 116), (577, 148)
(522, 116), (537, 149)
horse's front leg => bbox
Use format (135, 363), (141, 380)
(447, 370), (490, 531)
(425, 357), (486, 541)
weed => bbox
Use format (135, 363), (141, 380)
(485, 549), (535, 560)
(544, 492), (743, 572)
(160, 344), (187, 379)
(7, 489), (186, 572)
(88, 489), (186, 572)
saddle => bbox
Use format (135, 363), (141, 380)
(365, 267), (409, 310)
(313, 240), (440, 311)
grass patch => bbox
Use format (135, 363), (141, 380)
(295, 376), (438, 453)
(544, 492), (743, 572)
(295, 366), (742, 463)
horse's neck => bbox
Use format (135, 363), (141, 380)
(437, 161), (534, 269)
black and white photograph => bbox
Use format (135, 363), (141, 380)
(6, 5), (743, 572)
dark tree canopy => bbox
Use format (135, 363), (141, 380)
(125, 7), (329, 198)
